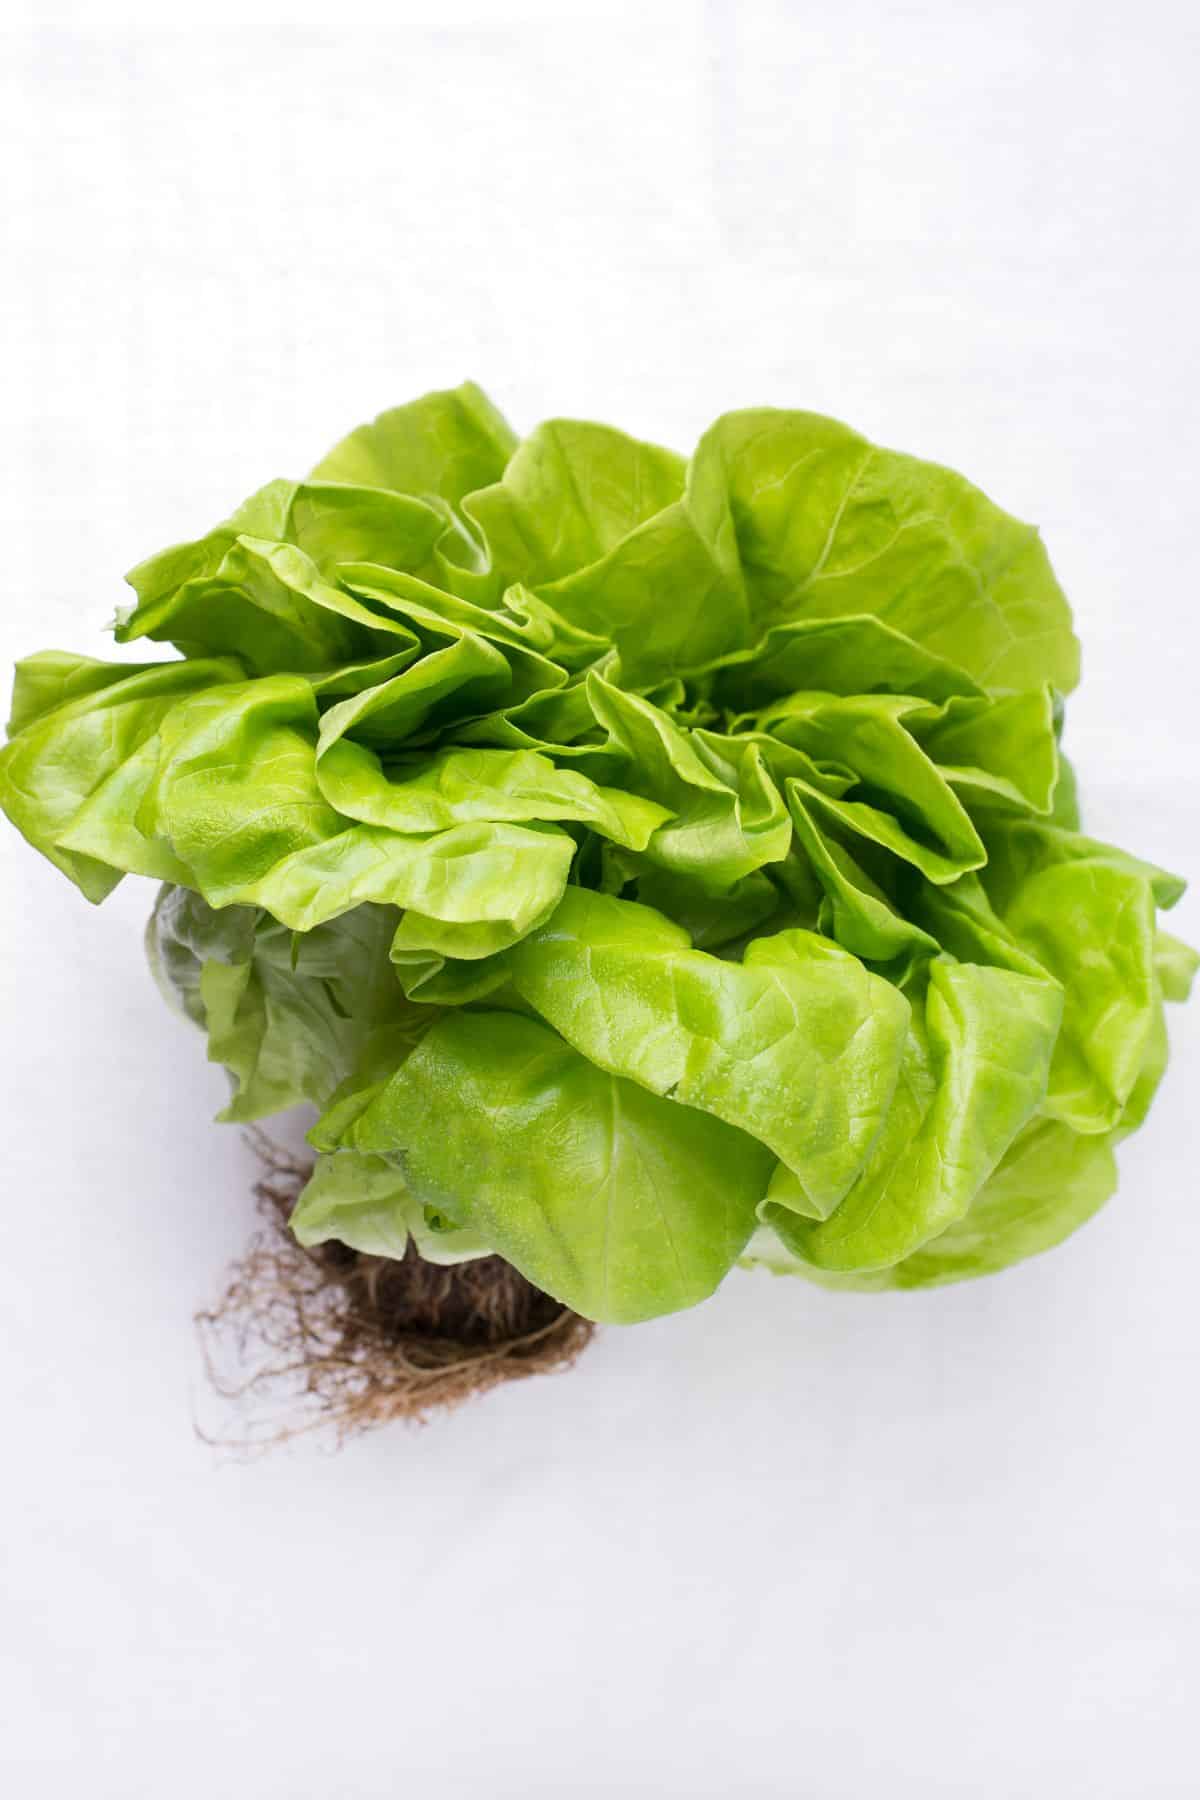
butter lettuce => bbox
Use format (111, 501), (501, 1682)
(2, 382), (1193, 1323)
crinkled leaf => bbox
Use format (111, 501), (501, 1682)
(308, 380), (517, 505)
(315, 741), (668, 850)
(910, 687), (1060, 816)
(0, 657), (241, 900)
(787, 791), (938, 964)
(703, 614), (983, 712)
(290, 1150), (493, 1265)
(764, 692), (986, 880)
(141, 677), (576, 936)
(147, 885), (419, 1121)
(324, 1008), (773, 1323)
(981, 822), (1180, 1133)
(752, 1117), (1117, 1291)
(1157, 929), (1200, 1005)
(505, 887), (910, 1213)
(586, 676), (792, 890)
(764, 960), (1062, 1268)
(465, 418), (686, 587)
(120, 535), (423, 676)
(695, 408), (1080, 693)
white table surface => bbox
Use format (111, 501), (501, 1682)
(2, 3), (1198, 1794)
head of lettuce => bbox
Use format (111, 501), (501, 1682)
(3, 382), (1195, 1329)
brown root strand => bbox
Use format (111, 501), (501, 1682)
(196, 1129), (594, 1448)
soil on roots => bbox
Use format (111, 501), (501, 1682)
(197, 1132), (595, 1446)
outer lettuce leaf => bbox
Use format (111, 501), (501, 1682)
(137, 677), (577, 939)
(745, 1119), (1119, 1292)
(504, 888), (910, 1214)
(762, 960), (1063, 1270)
(980, 821), (1183, 1134)
(118, 491), (446, 668)
(528, 409), (1078, 691)
(155, 539), (422, 676)
(145, 883), (256, 1028)
(1157, 930), (1200, 1005)
(0, 657), (242, 900)
(876, 1120), (1119, 1286)
(322, 1009), (773, 1323)
(464, 418), (686, 588)
(751, 881), (1194, 1290)
(308, 380), (517, 506)
(147, 885), (421, 1121)
(289, 1150), (493, 1266)
(691, 410), (1079, 693)
(8, 649), (169, 735)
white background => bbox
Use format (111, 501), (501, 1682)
(2, 2), (1198, 1794)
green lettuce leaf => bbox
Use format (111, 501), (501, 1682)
(323, 1008), (773, 1323)
(136, 676), (577, 939)
(525, 409), (1078, 690)
(692, 409), (1079, 693)
(290, 1150), (493, 1266)
(745, 1118), (1118, 1292)
(464, 417), (686, 588)
(980, 821), (1183, 1134)
(762, 959), (1063, 1269)
(147, 885), (422, 1121)
(0, 657), (242, 899)
(504, 887), (910, 1214)
(308, 380), (518, 505)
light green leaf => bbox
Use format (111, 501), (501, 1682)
(466, 418), (686, 587)
(766, 959), (1063, 1269)
(1157, 929), (1200, 1005)
(587, 676), (792, 890)
(120, 488), (446, 667)
(124, 535), (423, 675)
(326, 1009), (773, 1323)
(703, 614), (983, 711)
(505, 887), (910, 1213)
(763, 692), (986, 881)
(537, 495), (745, 682)
(0, 657), (241, 900)
(981, 822), (1177, 1133)
(142, 676), (577, 935)
(787, 790), (939, 964)
(147, 886), (420, 1122)
(630, 865), (784, 951)
(911, 871), (1052, 982)
(308, 380), (517, 504)
(695, 408), (1080, 693)
(290, 1150), (493, 1265)
(752, 1117), (1117, 1291)
(314, 741), (669, 849)
(910, 687), (1060, 816)
(884, 1119), (1120, 1286)
(9, 650), (169, 735)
